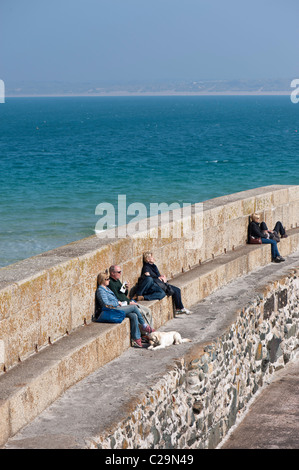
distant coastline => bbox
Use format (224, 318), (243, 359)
(5, 78), (294, 98)
(6, 91), (291, 98)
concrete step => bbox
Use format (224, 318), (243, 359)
(0, 228), (298, 447)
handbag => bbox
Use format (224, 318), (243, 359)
(249, 235), (262, 244)
(270, 231), (280, 243)
(95, 307), (126, 324)
(154, 278), (175, 296)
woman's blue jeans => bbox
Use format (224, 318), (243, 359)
(262, 238), (280, 259)
(115, 304), (145, 340)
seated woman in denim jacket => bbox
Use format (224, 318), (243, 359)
(248, 213), (287, 263)
(96, 272), (154, 348)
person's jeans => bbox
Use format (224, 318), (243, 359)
(115, 304), (145, 340)
(137, 276), (166, 300)
(261, 238), (280, 259)
(169, 284), (184, 310)
(260, 220), (286, 236)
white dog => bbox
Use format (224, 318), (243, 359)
(147, 331), (192, 350)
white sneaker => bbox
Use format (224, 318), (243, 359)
(176, 308), (192, 315)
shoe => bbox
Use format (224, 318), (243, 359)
(278, 256), (285, 261)
(273, 257), (284, 263)
(175, 308), (192, 315)
(131, 338), (143, 348)
(281, 234), (288, 238)
(141, 324), (155, 334)
(141, 335), (150, 343)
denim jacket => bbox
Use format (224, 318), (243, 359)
(96, 286), (119, 308)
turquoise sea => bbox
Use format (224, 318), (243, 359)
(0, 96), (299, 268)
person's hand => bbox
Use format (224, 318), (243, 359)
(118, 301), (122, 306)
(144, 272), (150, 276)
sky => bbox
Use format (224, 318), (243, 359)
(0, 0), (298, 85)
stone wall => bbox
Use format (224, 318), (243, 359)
(91, 267), (299, 449)
(1, 185), (299, 373)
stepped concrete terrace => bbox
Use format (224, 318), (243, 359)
(0, 185), (299, 448)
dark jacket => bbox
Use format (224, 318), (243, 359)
(141, 262), (174, 296)
(248, 221), (267, 240)
(141, 262), (161, 279)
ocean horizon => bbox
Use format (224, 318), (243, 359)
(1, 95), (298, 268)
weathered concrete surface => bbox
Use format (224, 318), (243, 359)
(4, 250), (299, 449)
(220, 357), (299, 449)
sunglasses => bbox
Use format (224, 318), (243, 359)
(115, 271), (121, 273)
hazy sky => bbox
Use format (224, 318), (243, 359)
(1, 0), (298, 84)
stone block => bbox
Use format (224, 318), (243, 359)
(272, 188), (289, 207)
(180, 278), (200, 308)
(9, 363), (63, 437)
(39, 289), (72, 346)
(204, 226), (224, 261)
(267, 335), (283, 363)
(225, 255), (248, 284)
(0, 284), (17, 320)
(58, 340), (99, 391)
(255, 192), (273, 212)
(242, 196), (256, 216)
(288, 185), (299, 203)
(7, 303), (40, 366)
(160, 241), (185, 279)
(288, 201), (299, 228)
(198, 270), (218, 300)
(203, 206), (225, 230)
(223, 217), (248, 252)
(71, 278), (96, 328)
(0, 400), (10, 448)
(263, 295), (275, 320)
(223, 200), (243, 222)
(110, 237), (134, 266)
(277, 289), (288, 309)
(78, 245), (114, 281)
(15, 271), (49, 311)
(121, 256), (143, 287)
(131, 226), (161, 258)
(48, 258), (80, 295)
(96, 320), (131, 368)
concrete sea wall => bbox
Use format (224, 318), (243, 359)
(0, 185), (299, 374)
(0, 184), (299, 448)
(92, 267), (299, 449)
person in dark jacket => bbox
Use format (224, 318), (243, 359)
(140, 251), (192, 315)
(248, 213), (286, 263)
(108, 265), (153, 327)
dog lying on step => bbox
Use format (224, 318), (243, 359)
(147, 331), (192, 350)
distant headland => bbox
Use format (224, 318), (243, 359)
(5, 78), (293, 97)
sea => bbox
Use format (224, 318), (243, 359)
(0, 95), (298, 268)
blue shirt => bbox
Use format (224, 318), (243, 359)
(97, 285), (119, 308)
